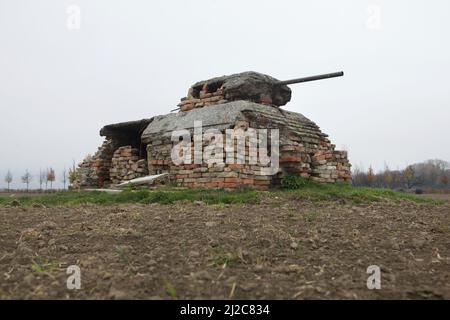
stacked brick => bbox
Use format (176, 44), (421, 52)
(147, 142), (172, 174)
(143, 105), (352, 189)
(110, 146), (148, 184)
(310, 150), (351, 183)
(146, 135), (274, 190)
(74, 139), (116, 188)
(177, 87), (228, 112)
(171, 164), (273, 190)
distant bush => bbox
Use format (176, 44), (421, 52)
(281, 176), (314, 189)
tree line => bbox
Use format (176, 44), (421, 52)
(352, 159), (450, 190)
(3, 166), (77, 192)
(4, 159), (449, 192)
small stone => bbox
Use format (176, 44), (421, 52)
(24, 273), (35, 285)
(189, 251), (200, 257)
(39, 221), (57, 231)
(37, 240), (46, 248)
(254, 265), (264, 272)
(109, 287), (129, 300)
(103, 272), (113, 280)
(225, 276), (238, 284)
(192, 270), (212, 280)
(147, 259), (157, 266)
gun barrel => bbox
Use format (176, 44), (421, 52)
(277, 71), (344, 86)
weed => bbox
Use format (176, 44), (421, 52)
(114, 246), (131, 264)
(164, 281), (177, 298)
(305, 211), (319, 223)
(31, 259), (59, 274)
(211, 246), (238, 267)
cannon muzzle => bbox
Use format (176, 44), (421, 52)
(277, 71), (344, 86)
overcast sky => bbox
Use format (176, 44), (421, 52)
(1, 0), (449, 189)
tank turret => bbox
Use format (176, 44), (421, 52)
(176, 71), (343, 112)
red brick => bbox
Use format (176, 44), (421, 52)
(222, 183), (239, 188)
(206, 183), (219, 188)
(312, 154), (326, 161)
(181, 104), (194, 112)
(280, 156), (302, 163)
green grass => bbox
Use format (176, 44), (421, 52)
(31, 259), (59, 274)
(0, 183), (443, 207)
(0, 188), (260, 207)
(278, 179), (444, 205)
(164, 281), (177, 299)
(210, 245), (239, 267)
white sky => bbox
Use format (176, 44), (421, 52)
(1, 0), (449, 189)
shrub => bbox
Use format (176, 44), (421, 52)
(281, 175), (313, 189)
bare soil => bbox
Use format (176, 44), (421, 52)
(1, 196), (449, 299)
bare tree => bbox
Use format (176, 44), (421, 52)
(61, 168), (67, 190)
(383, 163), (393, 188)
(21, 170), (33, 192)
(4, 170), (13, 192)
(39, 169), (47, 192)
(44, 168), (49, 190)
(69, 160), (77, 188)
(367, 166), (376, 187)
(47, 168), (55, 190)
(402, 165), (415, 189)
(440, 172), (449, 187)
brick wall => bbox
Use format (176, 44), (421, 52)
(110, 146), (148, 185)
(146, 117), (351, 190)
(75, 139), (116, 188)
(177, 87), (228, 112)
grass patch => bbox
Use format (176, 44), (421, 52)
(279, 179), (443, 205)
(210, 246), (239, 267)
(31, 259), (59, 274)
(0, 183), (443, 207)
(164, 281), (177, 299)
(0, 188), (260, 207)
(305, 210), (319, 223)
(114, 245), (131, 264)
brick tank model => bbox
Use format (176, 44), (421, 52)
(74, 71), (351, 190)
